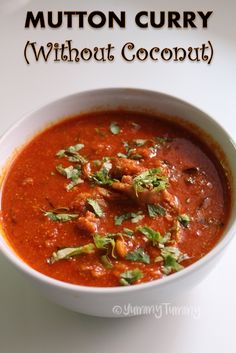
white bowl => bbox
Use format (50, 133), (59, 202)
(0, 88), (236, 317)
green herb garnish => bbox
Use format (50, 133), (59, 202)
(177, 214), (190, 228)
(159, 246), (188, 274)
(87, 198), (104, 218)
(137, 226), (170, 246)
(156, 137), (174, 144)
(100, 254), (113, 269)
(56, 164), (83, 190)
(90, 160), (115, 186)
(133, 139), (147, 147)
(110, 122), (120, 135)
(44, 211), (78, 222)
(117, 152), (128, 158)
(119, 269), (143, 286)
(147, 204), (166, 217)
(132, 168), (168, 195)
(114, 212), (144, 225)
(93, 233), (117, 258)
(56, 144), (87, 164)
(125, 248), (150, 264)
(49, 243), (95, 264)
(123, 228), (134, 236)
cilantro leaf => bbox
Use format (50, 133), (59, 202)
(156, 137), (174, 144)
(117, 152), (128, 158)
(90, 160), (115, 186)
(133, 168), (168, 195)
(56, 144), (87, 164)
(110, 122), (120, 135)
(160, 246), (188, 274)
(44, 211), (78, 222)
(48, 243), (95, 264)
(123, 228), (134, 236)
(133, 139), (147, 147)
(93, 233), (116, 258)
(125, 248), (150, 264)
(177, 214), (190, 228)
(100, 254), (113, 269)
(114, 212), (144, 226)
(56, 164), (84, 190)
(87, 198), (104, 218)
(119, 269), (143, 286)
(147, 204), (166, 217)
(137, 226), (171, 246)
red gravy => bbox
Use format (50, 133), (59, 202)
(0, 111), (231, 287)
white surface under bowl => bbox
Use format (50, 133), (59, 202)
(0, 88), (235, 317)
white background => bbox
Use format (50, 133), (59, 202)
(0, 1), (235, 352)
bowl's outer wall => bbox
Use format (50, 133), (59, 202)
(0, 88), (235, 317)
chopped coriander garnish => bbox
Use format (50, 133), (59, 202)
(110, 122), (120, 135)
(121, 141), (141, 160)
(100, 254), (113, 269)
(93, 160), (102, 166)
(133, 139), (147, 147)
(56, 144), (87, 164)
(147, 204), (166, 217)
(93, 233), (116, 258)
(120, 269), (143, 286)
(87, 198), (104, 218)
(44, 211), (78, 222)
(125, 248), (150, 264)
(90, 160), (115, 186)
(117, 152), (127, 158)
(56, 143), (84, 157)
(123, 228), (134, 236)
(130, 154), (142, 160)
(156, 137), (174, 144)
(56, 164), (83, 190)
(48, 243), (95, 264)
(137, 226), (170, 246)
(177, 214), (190, 228)
(160, 246), (188, 274)
(114, 212), (144, 225)
(132, 168), (168, 195)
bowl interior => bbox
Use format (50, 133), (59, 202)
(0, 88), (236, 291)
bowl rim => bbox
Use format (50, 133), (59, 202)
(0, 86), (235, 294)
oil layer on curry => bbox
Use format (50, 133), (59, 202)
(0, 111), (231, 287)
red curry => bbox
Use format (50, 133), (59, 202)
(0, 111), (231, 287)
